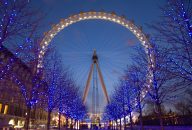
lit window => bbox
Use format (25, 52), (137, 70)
(0, 103), (2, 113)
(4, 105), (8, 114)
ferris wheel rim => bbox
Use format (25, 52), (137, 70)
(38, 11), (155, 102)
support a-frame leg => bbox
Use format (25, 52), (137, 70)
(96, 62), (110, 103)
(83, 63), (94, 104)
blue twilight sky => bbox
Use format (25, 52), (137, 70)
(31, 0), (166, 112)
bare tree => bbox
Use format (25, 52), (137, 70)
(132, 43), (185, 130)
(174, 88), (192, 116)
(149, 0), (192, 86)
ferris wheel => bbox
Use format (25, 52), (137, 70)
(39, 12), (155, 113)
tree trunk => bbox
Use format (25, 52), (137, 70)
(78, 120), (79, 130)
(116, 120), (118, 130)
(113, 121), (115, 130)
(74, 119), (77, 129)
(73, 119), (75, 129)
(111, 121), (113, 130)
(71, 119), (74, 129)
(110, 120), (112, 130)
(71, 119), (73, 129)
(120, 118), (122, 130)
(58, 112), (61, 130)
(124, 114), (126, 130)
(138, 102), (144, 130)
(129, 111), (133, 130)
(47, 110), (52, 130)
(66, 117), (69, 128)
(78, 120), (80, 130)
(25, 106), (31, 130)
(157, 102), (164, 130)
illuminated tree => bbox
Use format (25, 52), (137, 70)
(13, 39), (45, 130)
(61, 80), (77, 128)
(42, 46), (86, 129)
(112, 85), (126, 130)
(0, 1), (43, 129)
(104, 79), (135, 130)
(52, 72), (87, 129)
(0, 43), (46, 130)
(121, 80), (135, 130)
(43, 49), (64, 130)
(124, 65), (147, 130)
(69, 89), (87, 128)
(104, 99), (121, 128)
(0, 0), (42, 47)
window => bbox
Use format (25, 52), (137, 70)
(4, 104), (8, 114)
(0, 103), (2, 113)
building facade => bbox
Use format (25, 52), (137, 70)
(0, 46), (47, 128)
